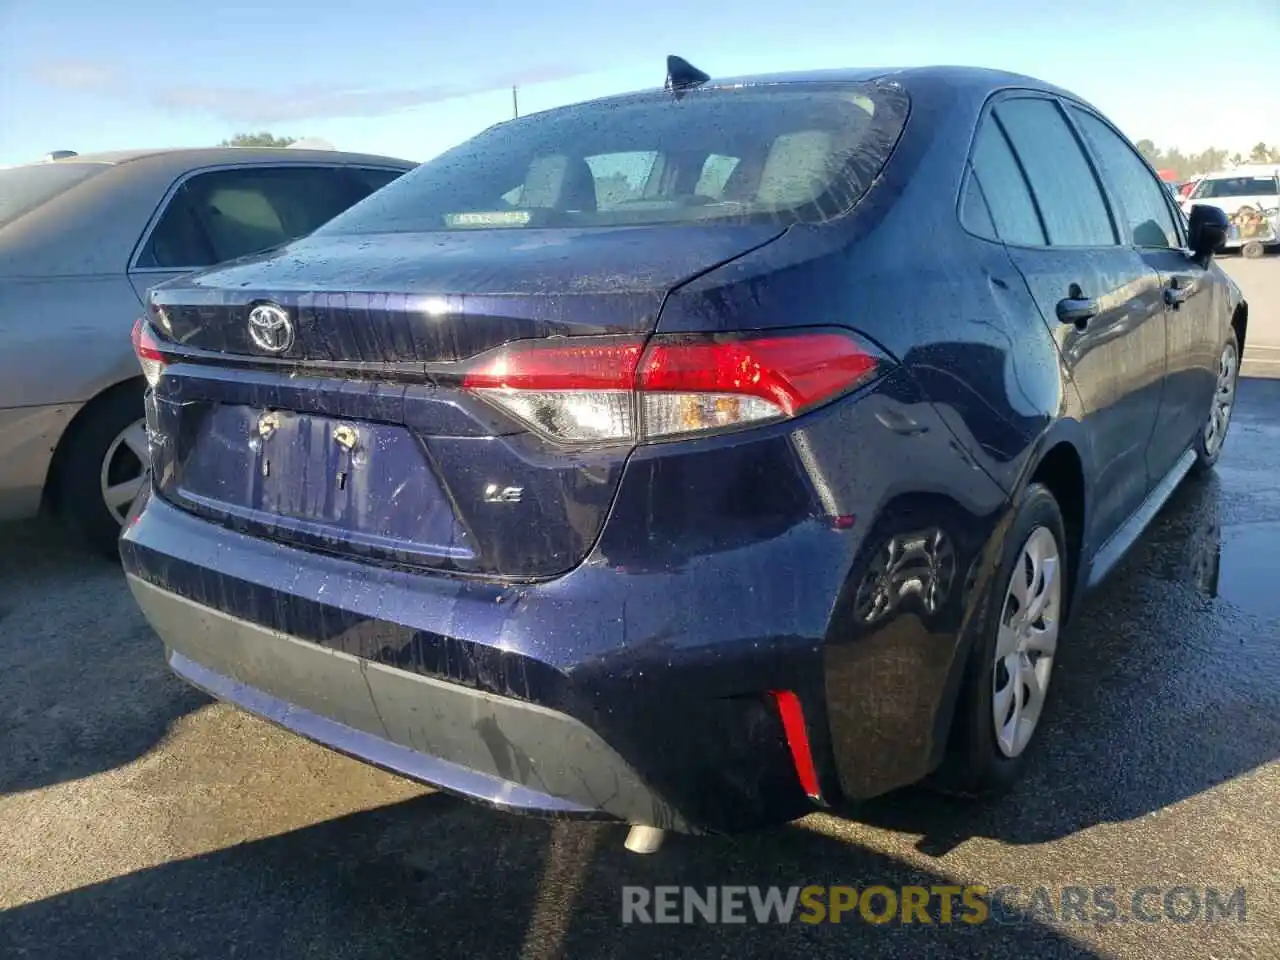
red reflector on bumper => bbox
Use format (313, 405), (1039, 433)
(769, 689), (822, 800)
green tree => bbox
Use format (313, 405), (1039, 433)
(1128, 139), (1274, 179)
(218, 132), (298, 148)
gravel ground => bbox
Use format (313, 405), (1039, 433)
(2, 270), (1278, 959)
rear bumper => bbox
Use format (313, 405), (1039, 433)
(129, 576), (671, 824)
(121, 360), (1014, 832)
(121, 494), (836, 833)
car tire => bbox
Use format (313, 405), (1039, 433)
(1240, 240), (1264, 259)
(55, 381), (149, 559)
(935, 482), (1068, 797)
(1192, 328), (1240, 474)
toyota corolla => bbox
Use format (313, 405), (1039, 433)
(120, 60), (1246, 848)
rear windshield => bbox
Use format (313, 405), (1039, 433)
(319, 82), (909, 234)
(1194, 175), (1279, 199)
(0, 162), (109, 228)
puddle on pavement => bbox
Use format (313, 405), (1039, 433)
(1213, 522), (1280, 620)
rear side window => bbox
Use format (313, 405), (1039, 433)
(349, 166), (410, 195)
(1194, 176), (1279, 199)
(0, 162), (109, 228)
(959, 168), (998, 239)
(1070, 108), (1179, 248)
(994, 98), (1115, 247)
(968, 119), (1045, 245)
(318, 83), (910, 234)
(137, 166), (365, 269)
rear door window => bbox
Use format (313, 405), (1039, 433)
(959, 168), (998, 240)
(967, 119), (1045, 245)
(1069, 108), (1180, 248)
(138, 166), (364, 268)
(318, 82), (910, 234)
(348, 166), (411, 195)
(994, 98), (1116, 247)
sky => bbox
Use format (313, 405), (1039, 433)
(1, 0), (1277, 167)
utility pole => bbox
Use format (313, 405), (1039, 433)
(512, 85), (519, 119)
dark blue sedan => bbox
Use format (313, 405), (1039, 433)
(121, 59), (1247, 848)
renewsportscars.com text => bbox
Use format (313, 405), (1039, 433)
(621, 885), (1248, 925)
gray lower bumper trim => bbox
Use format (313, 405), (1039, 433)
(128, 576), (672, 826)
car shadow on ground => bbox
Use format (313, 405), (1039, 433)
(0, 517), (210, 795)
(0, 792), (1102, 960)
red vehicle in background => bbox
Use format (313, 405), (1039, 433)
(1156, 168), (1181, 199)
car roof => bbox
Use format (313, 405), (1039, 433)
(34, 146), (415, 171)
(520, 64), (1084, 118)
(2, 147), (417, 278)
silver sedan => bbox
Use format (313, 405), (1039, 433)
(0, 147), (415, 553)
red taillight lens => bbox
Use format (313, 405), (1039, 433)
(131, 317), (167, 387)
(460, 340), (643, 391)
(638, 334), (879, 440)
(460, 330), (884, 445)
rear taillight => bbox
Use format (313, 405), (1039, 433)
(131, 318), (167, 388)
(460, 330), (885, 445)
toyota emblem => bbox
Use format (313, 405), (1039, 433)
(247, 303), (295, 354)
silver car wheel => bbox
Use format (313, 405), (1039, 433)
(100, 417), (150, 525)
(1203, 340), (1238, 458)
(993, 525), (1062, 759)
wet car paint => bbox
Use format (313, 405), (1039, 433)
(6, 380), (1278, 960)
(121, 65), (1247, 834)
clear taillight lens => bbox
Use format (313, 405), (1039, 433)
(460, 331), (885, 445)
(131, 318), (167, 387)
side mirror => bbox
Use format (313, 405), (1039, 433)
(1187, 204), (1228, 264)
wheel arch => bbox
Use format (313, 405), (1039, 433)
(42, 376), (146, 513)
(1231, 300), (1247, 355)
(1026, 439), (1086, 622)
(925, 423), (1089, 780)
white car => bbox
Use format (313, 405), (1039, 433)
(1180, 164), (1280, 258)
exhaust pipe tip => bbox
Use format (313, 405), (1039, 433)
(624, 825), (665, 854)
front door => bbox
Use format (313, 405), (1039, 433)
(1066, 106), (1222, 481)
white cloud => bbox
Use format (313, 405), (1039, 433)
(28, 60), (588, 123)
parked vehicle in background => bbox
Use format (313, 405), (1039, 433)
(1181, 164), (1280, 257)
(122, 62), (1245, 843)
(0, 148), (415, 552)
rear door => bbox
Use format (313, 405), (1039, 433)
(127, 164), (406, 300)
(967, 94), (1166, 549)
(1066, 106), (1220, 482)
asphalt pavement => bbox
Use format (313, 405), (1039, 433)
(2, 259), (1279, 960)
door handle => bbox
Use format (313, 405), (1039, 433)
(1056, 296), (1099, 327)
(1164, 279), (1195, 307)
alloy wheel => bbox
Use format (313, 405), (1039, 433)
(1203, 340), (1238, 458)
(992, 525), (1062, 759)
(100, 417), (150, 525)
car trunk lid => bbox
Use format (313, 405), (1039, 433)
(142, 224), (784, 578)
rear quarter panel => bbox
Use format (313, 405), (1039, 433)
(0, 274), (145, 407)
(657, 75), (1075, 497)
